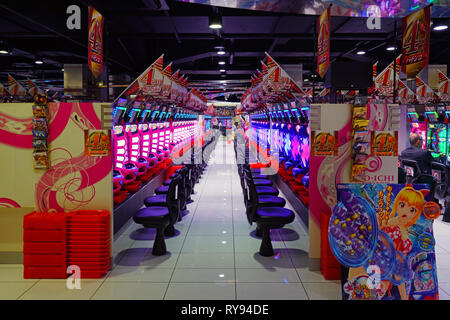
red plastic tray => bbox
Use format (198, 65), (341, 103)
(24, 267), (68, 279)
(24, 254), (66, 267)
(23, 230), (66, 242)
(23, 211), (67, 229)
(24, 242), (66, 254)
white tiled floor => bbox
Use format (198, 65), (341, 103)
(2, 136), (450, 300)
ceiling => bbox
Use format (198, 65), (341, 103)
(1, 0), (449, 102)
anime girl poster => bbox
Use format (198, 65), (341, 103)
(329, 183), (440, 300)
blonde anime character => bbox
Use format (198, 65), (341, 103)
(347, 185), (427, 300)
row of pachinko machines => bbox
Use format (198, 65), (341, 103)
(407, 105), (450, 166)
(111, 103), (203, 206)
(248, 104), (310, 207)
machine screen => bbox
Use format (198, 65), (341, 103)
(427, 123), (448, 159)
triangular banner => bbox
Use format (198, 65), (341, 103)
(438, 71), (450, 101)
(8, 74), (28, 96)
(27, 79), (44, 96)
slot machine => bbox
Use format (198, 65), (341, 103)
(446, 106), (450, 166)
(149, 110), (165, 161)
(138, 122), (157, 167)
(425, 106), (448, 163)
(125, 123), (149, 177)
(407, 107), (427, 149)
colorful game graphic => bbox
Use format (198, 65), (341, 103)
(329, 184), (440, 300)
(427, 123), (448, 159)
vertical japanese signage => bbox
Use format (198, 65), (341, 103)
(317, 6), (330, 79)
(88, 6), (104, 78)
(401, 6), (430, 79)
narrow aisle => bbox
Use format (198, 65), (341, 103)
(14, 136), (340, 300)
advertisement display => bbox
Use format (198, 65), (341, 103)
(401, 6), (430, 79)
(330, 183), (440, 300)
(88, 6), (104, 78)
(317, 6), (330, 79)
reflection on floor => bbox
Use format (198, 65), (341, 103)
(1, 136), (449, 300)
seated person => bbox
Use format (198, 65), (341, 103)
(400, 133), (433, 175)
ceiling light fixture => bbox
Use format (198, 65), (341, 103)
(386, 46), (396, 51)
(0, 41), (10, 55)
(220, 69), (226, 73)
(35, 59), (43, 65)
(304, 78), (309, 82)
(433, 24), (448, 31)
(209, 14), (222, 29)
(217, 50), (226, 55)
(218, 61), (226, 65)
(356, 50), (366, 55)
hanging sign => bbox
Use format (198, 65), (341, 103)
(401, 6), (430, 79)
(317, 6), (331, 79)
(88, 6), (104, 78)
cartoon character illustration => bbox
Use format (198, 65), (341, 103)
(377, 185), (427, 299)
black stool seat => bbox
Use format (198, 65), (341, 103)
(163, 179), (172, 186)
(255, 186), (279, 196)
(134, 207), (170, 224)
(257, 207), (295, 223)
(133, 206), (172, 256)
(170, 174), (177, 179)
(155, 186), (169, 194)
(253, 179), (273, 186)
(144, 194), (167, 206)
(257, 195), (286, 207)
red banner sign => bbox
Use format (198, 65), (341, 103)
(401, 6), (430, 79)
(317, 6), (330, 79)
(88, 6), (104, 78)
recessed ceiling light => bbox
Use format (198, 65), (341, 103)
(433, 24), (448, 31)
(386, 46), (396, 51)
(35, 60), (43, 64)
(356, 50), (366, 55)
(218, 61), (226, 65)
(220, 69), (226, 72)
(61, 68), (64, 72)
(220, 80), (226, 83)
(0, 50), (8, 55)
(217, 50), (226, 55)
(304, 78), (309, 82)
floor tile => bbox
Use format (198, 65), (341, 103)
(235, 268), (300, 283)
(236, 282), (308, 300)
(165, 282), (235, 300)
(181, 236), (234, 253)
(296, 267), (340, 283)
(171, 268), (235, 283)
(18, 280), (103, 300)
(0, 282), (37, 300)
(92, 282), (168, 300)
(115, 249), (179, 268)
(234, 251), (294, 269)
(176, 252), (235, 268)
(105, 267), (173, 282)
(0, 267), (36, 282)
(303, 282), (342, 300)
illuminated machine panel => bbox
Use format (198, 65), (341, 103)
(427, 123), (448, 159)
(138, 123), (150, 158)
(113, 125), (127, 169)
(125, 124), (140, 163)
(151, 123), (159, 154)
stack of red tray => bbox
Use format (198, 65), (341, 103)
(23, 212), (68, 279)
(66, 210), (111, 279)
